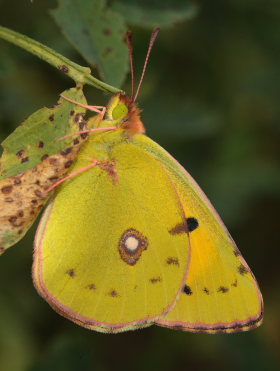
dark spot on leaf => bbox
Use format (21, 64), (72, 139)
(58, 65), (69, 73)
(49, 114), (55, 121)
(16, 149), (24, 158)
(231, 279), (238, 287)
(4, 197), (14, 203)
(35, 180), (41, 185)
(1, 185), (13, 194)
(238, 264), (248, 275)
(41, 154), (49, 161)
(70, 110), (75, 116)
(31, 199), (37, 204)
(21, 157), (29, 163)
(75, 113), (84, 123)
(79, 120), (86, 130)
(88, 283), (96, 290)
(80, 133), (88, 140)
(183, 285), (192, 295)
(150, 277), (161, 284)
(38, 141), (45, 148)
(73, 138), (80, 145)
(166, 257), (180, 266)
(217, 286), (229, 293)
(17, 210), (24, 217)
(66, 269), (75, 277)
(203, 287), (210, 295)
(48, 176), (58, 182)
(186, 217), (199, 232)
(14, 178), (22, 185)
(49, 158), (58, 165)
(64, 160), (73, 168)
(61, 147), (73, 156)
(34, 190), (44, 198)
(8, 216), (23, 227)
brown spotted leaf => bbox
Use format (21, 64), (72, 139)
(0, 149), (79, 254)
(0, 86), (87, 180)
(0, 86), (95, 253)
(51, 0), (128, 88)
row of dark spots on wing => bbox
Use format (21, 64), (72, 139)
(65, 268), (164, 297)
(66, 270), (120, 298)
(183, 278), (240, 297)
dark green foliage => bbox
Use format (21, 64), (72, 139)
(0, 1), (279, 371)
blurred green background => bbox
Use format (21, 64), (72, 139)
(0, 0), (279, 370)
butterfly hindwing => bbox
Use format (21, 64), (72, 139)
(33, 132), (190, 333)
(132, 135), (263, 333)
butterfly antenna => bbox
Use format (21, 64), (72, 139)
(133, 28), (160, 102)
(126, 30), (135, 100)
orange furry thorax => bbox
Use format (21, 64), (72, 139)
(119, 94), (145, 135)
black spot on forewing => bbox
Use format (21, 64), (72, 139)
(150, 277), (161, 284)
(186, 217), (199, 232)
(109, 290), (119, 297)
(203, 287), (210, 295)
(88, 283), (96, 290)
(233, 247), (241, 256)
(217, 286), (229, 293)
(183, 285), (192, 295)
(238, 264), (249, 275)
(231, 279), (238, 287)
(66, 269), (75, 277)
(169, 217), (199, 235)
(166, 257), (180, 266)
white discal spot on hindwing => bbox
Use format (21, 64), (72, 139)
(119, 228), (148, 266)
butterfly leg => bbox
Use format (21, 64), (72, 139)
(60, 95), (106, 119)
(45, 159), (98, 193)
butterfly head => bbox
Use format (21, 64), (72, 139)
(106, 93), (144, 135)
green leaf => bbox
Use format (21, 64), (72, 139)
(111, 0), (198, 29)
(51, 0), (129, 88)
(0, 87), (87, 180)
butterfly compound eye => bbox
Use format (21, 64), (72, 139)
(112, 103), (129, 120)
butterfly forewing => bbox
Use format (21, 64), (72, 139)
(33, 133), (190, 332)
(133, 135), (263, 333)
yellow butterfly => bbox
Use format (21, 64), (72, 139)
(33, 30), (263, 334)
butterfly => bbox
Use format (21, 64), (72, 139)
(33, 29), (263, 334)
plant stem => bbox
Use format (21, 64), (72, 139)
(0, 25), (122, 94)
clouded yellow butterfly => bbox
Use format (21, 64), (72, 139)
(33, 29), (263, 334)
